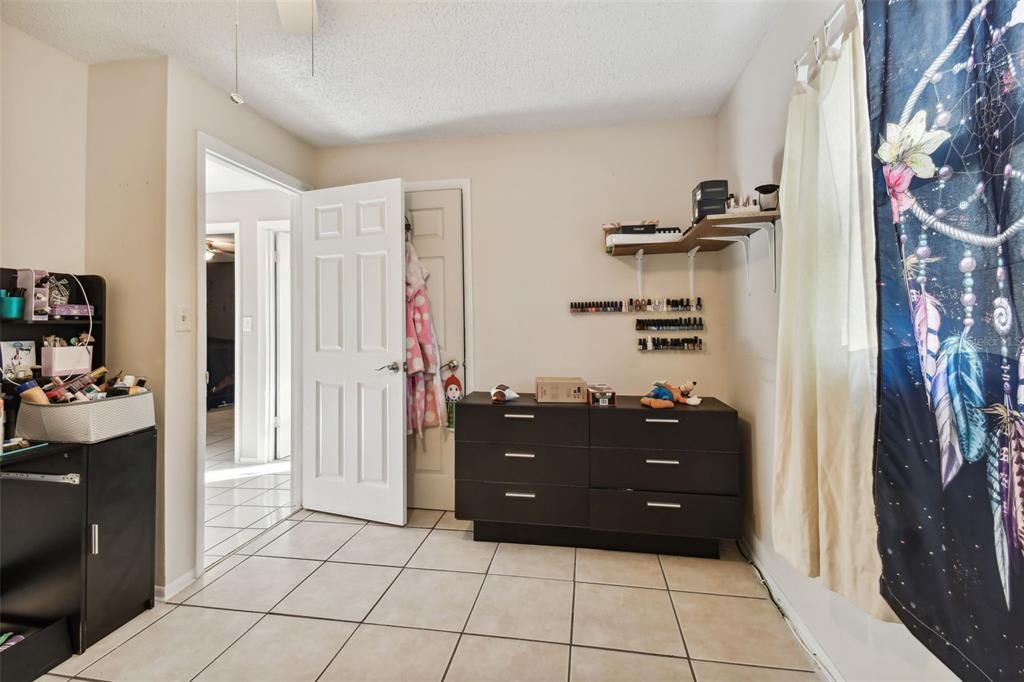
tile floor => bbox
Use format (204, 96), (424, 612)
(40, 406), (822, 681)
(203, 406), (293, 568)
(46, 506), (822, 682)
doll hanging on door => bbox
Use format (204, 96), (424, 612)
(444, 372), (463, 432)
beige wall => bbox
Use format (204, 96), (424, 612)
(163, 58), (315, 588)
(85, 56), (169, 578)
(316, 119), (729, 398)
(716, 3), (954, 680)
(2, 23), (88, 273)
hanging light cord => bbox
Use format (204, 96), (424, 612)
(234, 0), (240, 94)
(311, 0), (315, 77)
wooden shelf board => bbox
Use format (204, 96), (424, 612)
(606, 211), (779, 257)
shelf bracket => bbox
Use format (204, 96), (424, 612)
(634, 249), (645, 299)
(687, 245), (701, 300)
(702, 235), (752, 295)
(766, 221), (778, 293)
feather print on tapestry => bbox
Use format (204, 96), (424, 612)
(943, 334), (987, 464)
(913, 291), (942, 402)
(1009, 418), (1024, 556)
(988, 433), (1012, 609)
(930, 346), (962, 488)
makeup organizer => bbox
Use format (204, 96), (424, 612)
(569, 297), (702, 314)
(638, 336), (703, 352)
(570, 295), (706, 351)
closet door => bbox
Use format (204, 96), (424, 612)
(299, 179), (407, 525)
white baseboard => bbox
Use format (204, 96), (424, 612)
(155, 569), (196, 603)
(739, 539), (846, 682)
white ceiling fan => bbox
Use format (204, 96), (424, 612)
(231, 0), (320, 104)
(276, 0), (320, 35)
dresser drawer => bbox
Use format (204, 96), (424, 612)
(456, 402), (588, 446)
(456, 480), (588, 527)
(589, 408), (738, 451)
(456, 442), (589, 486)
(590, 448), (739, 495)
(589, 489), (740, 538)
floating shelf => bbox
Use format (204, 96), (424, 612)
(604, 210), (781, 297)
(606, 211), (779, 256)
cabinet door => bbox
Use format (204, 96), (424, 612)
(84, 430), (156, 648)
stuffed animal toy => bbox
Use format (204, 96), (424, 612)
(640, 380), (698, 409)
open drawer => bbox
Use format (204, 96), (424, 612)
(0, 616), (73, 682)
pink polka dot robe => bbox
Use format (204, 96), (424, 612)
(405, 242), (445, 437)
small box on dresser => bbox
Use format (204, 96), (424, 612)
(454, 391), (741, 558)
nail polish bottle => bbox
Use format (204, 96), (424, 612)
(696, 297), (703, 312)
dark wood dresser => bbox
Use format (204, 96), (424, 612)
(454, 392), (740, 557)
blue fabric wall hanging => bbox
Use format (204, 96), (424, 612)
(866, 0), (1024, 678)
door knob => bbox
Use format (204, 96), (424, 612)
(376, 361), (401, 373)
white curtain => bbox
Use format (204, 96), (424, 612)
(772, 19), (893, 620)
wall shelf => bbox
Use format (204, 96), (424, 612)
(604, 211), (781, 297)
(606, 211), (778, 256)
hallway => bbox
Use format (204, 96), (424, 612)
(203, 407), (292, 567)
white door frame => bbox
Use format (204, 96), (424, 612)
(194, 132), (310, 579)
(403, 179), (477, 393)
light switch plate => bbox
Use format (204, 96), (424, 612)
(242, 316), (253, 332)
(174, 304), (193, 332)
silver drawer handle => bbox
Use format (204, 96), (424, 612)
(0, 472), (81, 485)
(645, 459), (680, 465)
(646, 501), (681, 509)
(504, 414), (535, 420)
(504, 452), (536, 459)
(505, 492), (536, 499)
(645, 418), (679, 424)
(91, 523), (100, 555)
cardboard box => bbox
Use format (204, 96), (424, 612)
(535, 376), (587, 403)
(587, 383), (616, 406)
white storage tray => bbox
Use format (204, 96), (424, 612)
(16, 392), (156, 444)
(605, 232), (683, 247)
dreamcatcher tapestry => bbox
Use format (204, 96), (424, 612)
(866, 0), (1024, 678)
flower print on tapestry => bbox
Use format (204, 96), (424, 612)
(866, 0), (1024, 679)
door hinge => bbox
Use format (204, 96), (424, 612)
(272, 417), (280, 429)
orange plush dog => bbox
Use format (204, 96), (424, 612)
(640, 381), (697, 409)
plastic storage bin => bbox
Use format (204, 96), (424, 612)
(15, 393), (155, 444)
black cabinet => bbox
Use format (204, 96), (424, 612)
(83, 429), (157, 649)
(455, 392), (741, 557)
(0, 429), (157, 682)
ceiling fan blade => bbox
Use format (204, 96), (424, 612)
(277, 0), (320, 35)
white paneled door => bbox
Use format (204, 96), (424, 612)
(299, 179), (407, 526)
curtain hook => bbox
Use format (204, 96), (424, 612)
(824, 20), (831, 47)
(813, 36), (821, 64)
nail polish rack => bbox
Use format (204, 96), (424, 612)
(636, 317), (704, 332)
(569, 297), (703, 314)
(637, 336), (704, 352)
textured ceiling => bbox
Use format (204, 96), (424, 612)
(3, 1), (783, 147)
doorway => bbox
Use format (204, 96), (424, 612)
(199, 151), (299, 568)
(405, 185), (471, 511)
